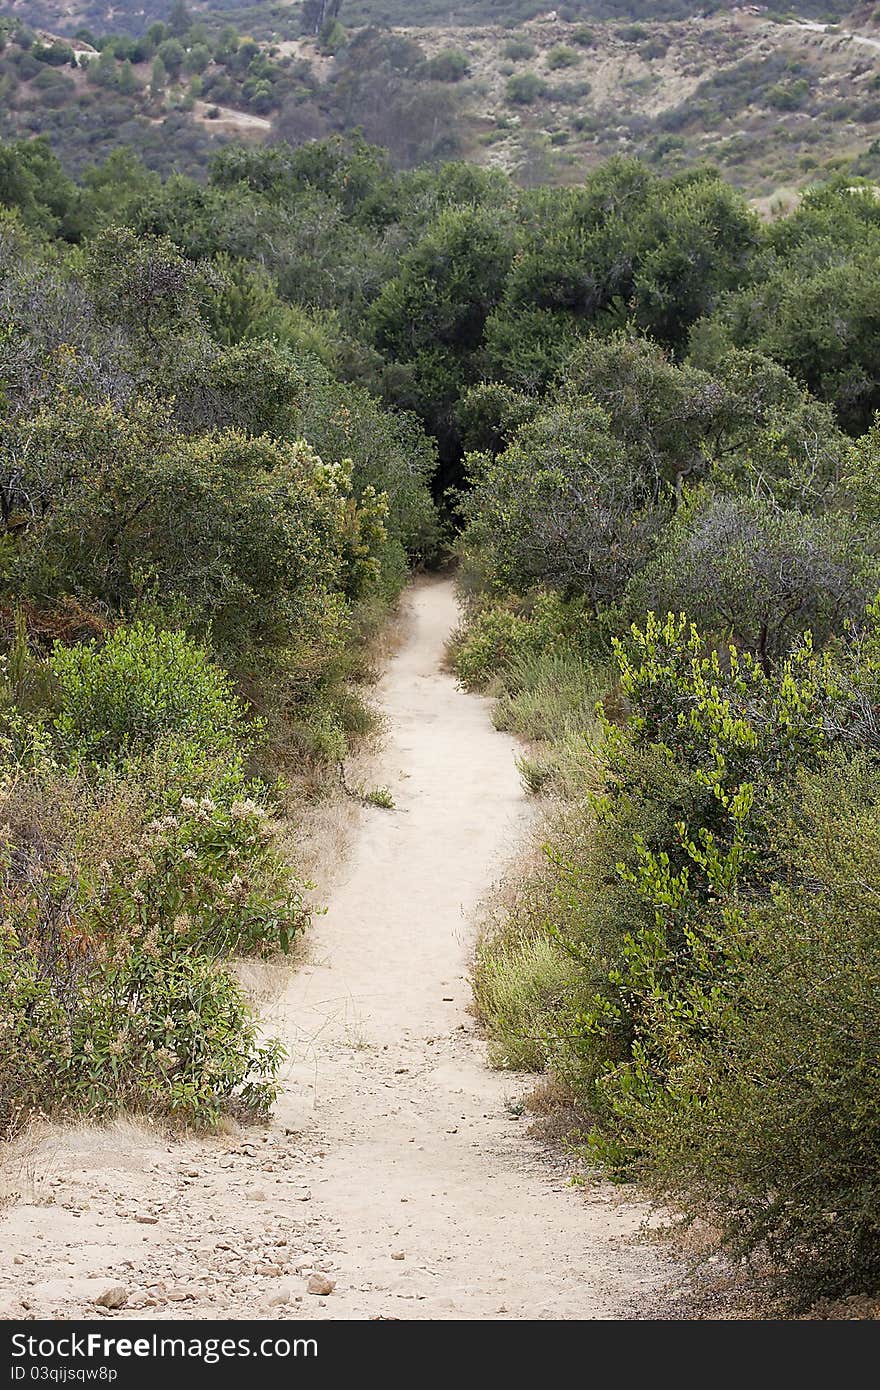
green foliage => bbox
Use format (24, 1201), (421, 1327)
(620, 754), (880, 1303)
(6, 395), (386, 668)
(0, 766), (294, 1134)
(0, 146), (440, 1141)
(450, 591), (582, 691)
(473, 919), (571, 1070)
(506, 71), (546, 105)
(503, 39), (536, 61)
(425, 49), (470, 82)
(460, 395), (663, 606)
(546, 46), (580, 70)
(50, 622), (254, 763)
(630, 492), (877, 669)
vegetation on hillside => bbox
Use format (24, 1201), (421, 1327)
(4, 6), (880, 194)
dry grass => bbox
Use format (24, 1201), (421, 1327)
(524, 1076), (586, 1148)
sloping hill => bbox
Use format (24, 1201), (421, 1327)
(3, 6), (880, 196)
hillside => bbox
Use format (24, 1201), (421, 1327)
(0, 0), (853, 37)
(3, 8), (880, 193)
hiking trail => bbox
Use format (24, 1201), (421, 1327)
(0, 577), (680, 1321)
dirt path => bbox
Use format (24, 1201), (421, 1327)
(0, 578), (680, 1322)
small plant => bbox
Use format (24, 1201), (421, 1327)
(338, 761), (394, 809)
(365, 785), (395, 809)
(515, 754), (553, 795)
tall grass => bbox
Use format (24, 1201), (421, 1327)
(491, 647), (611, 798)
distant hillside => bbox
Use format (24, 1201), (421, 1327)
(3, 5), (880, 197)
(0, 1), (856, 40)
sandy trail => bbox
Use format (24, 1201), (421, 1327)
(0, 578), (679, 1321)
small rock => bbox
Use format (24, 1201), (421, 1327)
(266, 1288), (291, 1307)
(307, 1274), (335, 1296)
(13, 1256), (24, 1266)
(390, 1251), (405, 1261)
(134, 1215), (159, 1225)
(245, 1187), (267, 1202)
(165, 1289), (195, 1302)
(94, 1285), (127, 1310)
(254, 1264), (283, 1276)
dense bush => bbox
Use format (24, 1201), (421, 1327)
(630, 492), (877, 668)
(460, 397), (664, 605)
(51, 623), (254, 763)
(626, 753), (880, 1303)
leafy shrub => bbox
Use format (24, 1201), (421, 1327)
(98, 793), (307, 956)
(318, 20), (348, 56)
(72, 949), (284, 1125)
(460, 398), (664, 606)
(51, 622), (254, 764)
(7, 395), (384, 669)
(546, 46), (580, 70)
(630, 492), (877, 669)
(506, 72), (546, 105)
(627, 755), (880, 1304)
(503, 39), (536, 61)
(425, 49), (469, 82)
(0, 767), (293, 1134)
(450, 591), (582, 691)
(0, 928), (283, 1133)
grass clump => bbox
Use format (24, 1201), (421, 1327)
(473, 916), (571, 1071)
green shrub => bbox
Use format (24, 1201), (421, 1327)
(97, 792), (307, 956)
(72, 949), (284, 1125)
(0, 764), (293, 1133)
(546, 46), (580, 70)
(627, 755), (880, 1304)
(450, 591), (581, 691)
(503, 39), (536, 62)
(318, 19), (347, 55)
(425, 49), (469, 82)
(506, 71), (546, 105)
(51, 622), (255, 764)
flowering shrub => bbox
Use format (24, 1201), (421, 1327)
(96, 793), (307, 957)
(0, 763), (300, 1135)
(69, 950), (284, 1126)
